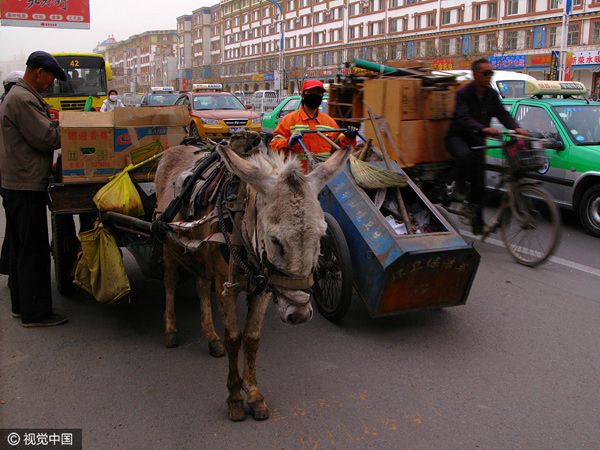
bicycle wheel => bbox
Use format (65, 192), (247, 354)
(312, 213), (353, 322)
(501, 185), (561, 267)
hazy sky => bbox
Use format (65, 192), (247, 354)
(0, 0), (212, 61)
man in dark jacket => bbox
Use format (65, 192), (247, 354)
(0, 51), (68, 327)
(445, 58), (528, 233)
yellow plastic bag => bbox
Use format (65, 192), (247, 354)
(93, 164), (144, 217)
(74, 221), (131, 304)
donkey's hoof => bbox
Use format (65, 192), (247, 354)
(209, 339), (226, 357)
(227, 399), (246, 421)
(248, 400), (270, 421)
(165, 332), (178, 348)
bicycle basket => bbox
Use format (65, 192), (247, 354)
(502, 138), (546, 172)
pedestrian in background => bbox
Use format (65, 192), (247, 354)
(0, 70), (25, 278)
(100, 89), (124, 112)
(0, 51), (68, 327)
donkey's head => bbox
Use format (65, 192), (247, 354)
(217, 144), (352, 325)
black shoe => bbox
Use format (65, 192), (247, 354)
(11, 312), (22, 318)
(22, 313), (68, 328)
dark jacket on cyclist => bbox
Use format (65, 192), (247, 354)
(446, 81), (519, 146)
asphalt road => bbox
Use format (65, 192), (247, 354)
(1, 203), (599, 450)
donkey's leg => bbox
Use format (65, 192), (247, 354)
(242, 292), (271, 420)
(215, 280), (245, 421)
(195, 277), (225, 357)
(163, 249), (179, 348)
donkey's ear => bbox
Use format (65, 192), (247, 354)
(307, 145), (352, 192)
(216, 144), (276, 194)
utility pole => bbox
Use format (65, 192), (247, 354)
(265, 0), (284, 95)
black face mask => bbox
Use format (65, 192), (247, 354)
(303, 94), (322, 109)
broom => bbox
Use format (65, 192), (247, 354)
(349, 155), (408, 189)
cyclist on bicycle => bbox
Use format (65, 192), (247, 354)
(445, 58), (528, 234)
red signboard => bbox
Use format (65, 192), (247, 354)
(0, 0), (90, 29)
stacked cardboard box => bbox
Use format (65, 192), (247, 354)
(60, 106), (188, 183)
(363, 78), (457, 167)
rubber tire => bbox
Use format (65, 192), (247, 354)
(51, 213), (78, 296)
(579, 184), (600, 238)
(312, 213), (353, 322)
(501, 185), (561, 267)
(189, 122), (199, 137)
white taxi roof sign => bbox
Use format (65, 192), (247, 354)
(151, 86), (174, 93)
(193, 83), (223, 91)
(524, 80), (587, 96)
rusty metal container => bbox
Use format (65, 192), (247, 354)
(319, 162), (480, 317)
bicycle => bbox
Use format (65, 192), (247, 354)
(435, 133), (562, 267)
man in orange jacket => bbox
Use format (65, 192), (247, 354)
(270, 80), (357, 173)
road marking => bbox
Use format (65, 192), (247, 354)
(461, 230), (600, 277)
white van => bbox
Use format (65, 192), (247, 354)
(250, 90), (279, 114)
(433, 70), (537, 98)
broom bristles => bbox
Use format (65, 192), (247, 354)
(349, 156), (408, 189)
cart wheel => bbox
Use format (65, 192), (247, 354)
(312, 212), (352, 322)
(51, 213), (78, 296)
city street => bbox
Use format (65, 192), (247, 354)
(1, 204), (599, 449)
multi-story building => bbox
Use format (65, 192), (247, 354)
(99, 0), (600, 96)
(95, 30), (181, 94)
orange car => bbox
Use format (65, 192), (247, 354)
(174, 87), (262, 138)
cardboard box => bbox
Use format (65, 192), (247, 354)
(60, 111), (115, 182)
(366, 120), (451, 167)
(60, 106), (188, 183)
(421, 90), (456, 120)
(363, 78), (422, 127)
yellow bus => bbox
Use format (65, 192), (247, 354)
(43, 53), (113, 119)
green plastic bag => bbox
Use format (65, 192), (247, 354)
(74, 221), (130, 304)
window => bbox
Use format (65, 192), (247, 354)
(427, 12), (435, 27)
(547, 25), (558, 47)
(504, 30), (518, 49)
(442, 10), (451, 25)
(349, 3), (357, 16)
(550, 0), (559, 9)
(390, 18), (398, 32)
(486, 33), (497, 51)
(488, 2), (497, 18)
(473, 35), (480, 53)
(391, 0), (400, 6)
(474, 4), (481, 20)
(525, 30), (533, 48)
(592, 21), (600, 44)
(441, 38), (450, 55)
(573, 0), (582, 6)
(415, 15), (422, 29)
(527, 0), (535, 13)
(507, 0), (518, 15)
(567, 24), (579, 45)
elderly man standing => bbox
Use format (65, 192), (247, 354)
(0, 51), (68, 327)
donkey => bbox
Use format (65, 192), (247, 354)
(154, 135), (351, 420)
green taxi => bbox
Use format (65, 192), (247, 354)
(488, 80), (600, 237)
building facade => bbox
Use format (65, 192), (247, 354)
(99, 0), (600, 96)
(95, 30), (181, 94)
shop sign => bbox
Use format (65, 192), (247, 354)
(572, 51), (600, 65)
(305, 71), (316, 76)
(488, 55), (526, 69)
(529, 55), (552, 66)
(320, 70), (333, 76)
(244, 76), (253, 81)
(252, 74), (264, 81)
(339, 68), (352, 74)
(264, 73), (274, 81)
(432, 59), (454, 70)
(0, 0), (90, 29)
(457, 60), (471, 69)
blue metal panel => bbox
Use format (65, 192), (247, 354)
(320, 162), (480, 316)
